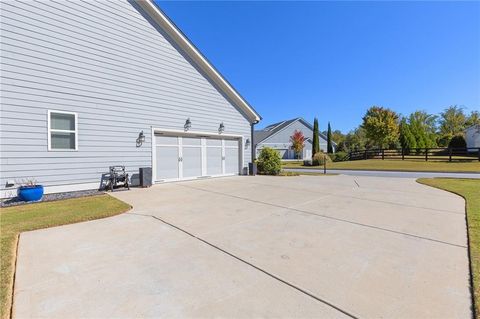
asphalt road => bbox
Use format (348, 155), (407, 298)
(284, 168), (480, 179)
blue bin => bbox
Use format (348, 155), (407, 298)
(17, 185), (44, 202)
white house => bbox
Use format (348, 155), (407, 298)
(0, 0), (262, 198)
(465, 124), (480, 149)
(254, 118), (335, 160)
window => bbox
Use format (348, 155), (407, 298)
(48, 110), (78, 150)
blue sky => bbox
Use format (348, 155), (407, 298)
(158, 1), (480, 132)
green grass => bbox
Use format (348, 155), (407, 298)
(0, 195), (131, 319)
(417, 178), (480, 318)
(282, 159), (480, 173)
(278, 171), (300, 176)
(278, 171), (337, 176)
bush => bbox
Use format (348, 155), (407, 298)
(330, 151), (348, 162)
(257, 147), (281, 175)
(448, 135), (467, 149)
(312, 152), (332, 166)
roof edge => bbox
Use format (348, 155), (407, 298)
(255, 117), (337, 146)
(465, 124), (480, 131)
(138, 0), (261, 123)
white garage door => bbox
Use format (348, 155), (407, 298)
(155, 134), (241, 182)
(206, 138), (223, 176)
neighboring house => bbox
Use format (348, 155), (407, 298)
(254, 118), (335, 160)
(465, 125), (480, 149)
(0, 0), (261, 198)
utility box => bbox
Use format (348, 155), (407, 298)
(248, 162), (257, 176)
(139, 167), (152, 187)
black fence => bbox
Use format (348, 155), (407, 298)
(349, 147), (480, 162)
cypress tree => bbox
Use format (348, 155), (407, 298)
(312, 117), (320, 157)
(327, 122), (333, 153)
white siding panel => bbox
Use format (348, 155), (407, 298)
(255, 120), (329, 159)
(0, 0), (252, 194)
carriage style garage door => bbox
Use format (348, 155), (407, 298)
(155, 134), (240, 182)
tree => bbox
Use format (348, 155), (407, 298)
(399, 118), (416, 150)
(408, 111), (437, 148)
(439, 105), (466, 141)
(466, 110), (480, 127)
(331, 130), (346, 151)
(290, 130), (305, 159)
(361, 106), (400, 148)
(448, 135), (467, 149)
(327, 122), (333, 153)
(312, 117), (320, 157)
(343, 127), (368, 151)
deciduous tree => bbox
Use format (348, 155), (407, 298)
(361, 106), (399, 148)
(439, 105), (466, 140)
(343, 127), (368, 151)
(466, 110), (480, 127)
(399, 118), (416, 150)
(290, 130), (306, 159)
(408, 111), (437, 148)
(331, 130), (345, 151)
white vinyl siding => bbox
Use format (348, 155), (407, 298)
(0, 0), (252, 195)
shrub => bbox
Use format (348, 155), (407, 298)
(448, 135), (467, 149)
(312, 152), (331, 166)
(257, 147), (281, 175)
(331, 151), (348, 162)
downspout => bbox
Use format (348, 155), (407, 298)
(250, 121), (258, 175)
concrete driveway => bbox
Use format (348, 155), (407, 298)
(14, 175), (471, 318)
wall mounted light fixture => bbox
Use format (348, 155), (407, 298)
(218, 122), (225, 134)
(184, 118), (191, 131)
(245, 138), (251, 148)
(136, 130), (145, 147)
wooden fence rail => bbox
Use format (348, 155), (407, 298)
(348, 147), (480, 162)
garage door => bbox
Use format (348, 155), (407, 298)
(225, 139), (239, 174)
(206, 138), (223, 176)
(155, 134), (241, 182)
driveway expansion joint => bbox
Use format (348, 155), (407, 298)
(246, 180), (465, 215)
(180, 184), (467, 249)
(127, 212), (360, 319)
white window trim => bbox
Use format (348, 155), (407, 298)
(47, 110), (78, 151)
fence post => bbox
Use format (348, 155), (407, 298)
(449, 148), (452, 162)
(382, 149), (385, 160)
(425, 148), (428, 161)
(401, 148), (404, 160)
(364, 150), (367, 160)
(478, 148), (480, 162)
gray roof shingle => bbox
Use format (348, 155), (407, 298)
(254, 117), (337, 145)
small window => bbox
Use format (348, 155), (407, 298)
(48, 110), (78, 151)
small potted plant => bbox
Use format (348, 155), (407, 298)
(17, 179), (44, 202)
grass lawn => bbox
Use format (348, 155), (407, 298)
(278, 171), (338, 176)
(0, 195), (131, 319)
(282, 159), (480, 173)
(417, 178), (480, 318)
